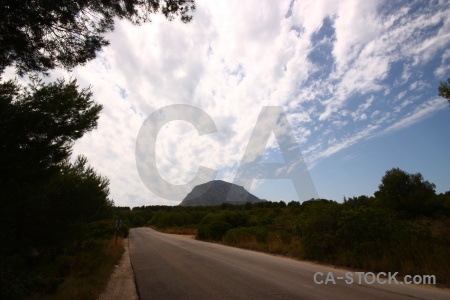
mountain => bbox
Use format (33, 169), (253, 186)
(179, 180), (264, 206)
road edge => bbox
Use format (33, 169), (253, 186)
(97, 238), (139, 300)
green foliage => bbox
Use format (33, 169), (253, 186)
(0, 78), (115, 299)
(30, 156), (113, 248)
(118, 224), (130, 238)
(336, 207), (396, 261)
(342, 195), (374, 208)
(0, 0), (196, 75)
(196, 211), (249, 241)
(224, 226), (268, 245)
(198, 219), (232, 241)
(0, 78), (101, 183)
(436, 192), (450, 216)
(87, 220), (117, 240)
(438, 77), (450, 107)
(0, 78), (107, 253)
(221, 211), (250, 227)
(375, 168), (437, 216)
(0, 255), (27, 299)
(298, 200), (341, 261)
(0, 77), (108, 248)
(28, 237), (124, 300)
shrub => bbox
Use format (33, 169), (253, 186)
(86, 220), (116, 240)
(224, 227), (268, 245)
(298, 200), (341, 261)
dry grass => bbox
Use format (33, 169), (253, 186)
(27, 237), (124, 300)
(150, 226), (198, 236)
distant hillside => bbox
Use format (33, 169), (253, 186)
(179, 180), (264, 206)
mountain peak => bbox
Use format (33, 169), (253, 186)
(179, 180), (264, 206)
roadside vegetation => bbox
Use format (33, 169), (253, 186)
(1, 1), (194, 299)
(0, 76), (128, 300)
(117, 168), (450, 285)
(25, 230), (125, 300)
(2, 1), (449, 298)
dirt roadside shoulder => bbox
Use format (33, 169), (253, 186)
(98, 238), (138, 300)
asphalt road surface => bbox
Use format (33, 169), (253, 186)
(129, 228), (450, 300)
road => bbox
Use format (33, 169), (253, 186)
(129, 228), (450, 300)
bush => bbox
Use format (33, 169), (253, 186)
(224, 227), (268, 245)
(336, 207), (395, 255)
(196, 211), (250, 241)
(197, 220), (232, 241)
(86, 220), (116, 240)
(119, 224), (129, 238)
(299, 200), (341, 261)
(0, 256), (28, 299)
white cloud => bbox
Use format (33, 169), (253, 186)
(3, 0), (449, 205)
(434, 48), (450, 78)
(381, 97), (447, 134)
(397, 90), (407, 100)
(309, 124), (380, 165)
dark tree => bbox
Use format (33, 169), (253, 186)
(0, 77), (101, 185)
(0, 0), (195, 75)
(438, 78), (450, 107)
(375, 168), (436, 215)
(0, 78), (113, 298)
(34, 155), (113, 248)
(0, 78), (103, 252)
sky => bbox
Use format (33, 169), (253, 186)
(4, 0), (450, 207)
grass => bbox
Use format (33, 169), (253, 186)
(26, 237), (124, 300)
(149, 225), (197, 236)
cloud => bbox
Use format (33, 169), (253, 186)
(306, 124), (381, 170)
(434, 49), (450, 78)
(3, 0), (449, 205)
(381, 97), (447, 134)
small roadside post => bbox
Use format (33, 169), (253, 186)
(115, 219), (122, 245)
